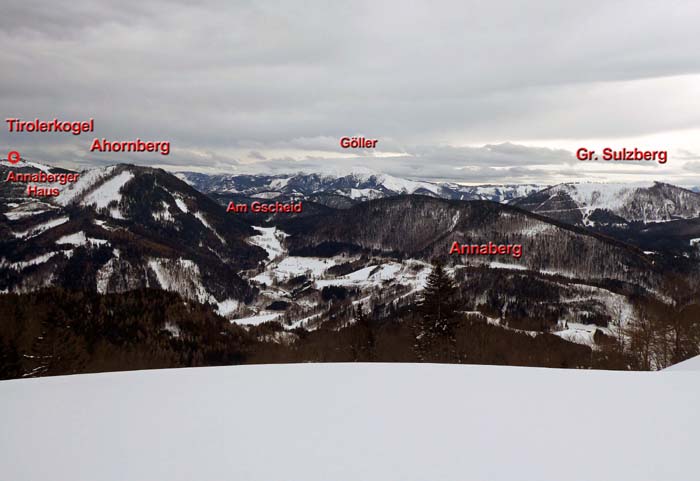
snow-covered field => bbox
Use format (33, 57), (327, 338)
(252, 254), (343, 285)
(247, 226), (287, 260)
(315, 262), (404, 288)
(1, 362), (698, 481)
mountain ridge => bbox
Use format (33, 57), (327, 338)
(1, 162), (265, 308)
(176, 170), (546, 205)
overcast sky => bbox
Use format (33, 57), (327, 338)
(2, 0), (700, 184)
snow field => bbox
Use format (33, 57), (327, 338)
(253, 255), (341, 285)
(81, 171), (135, 209)
(55, 166), (116, 206)
(55, 231), (109, 247)
(248, 226), (287, 260)
(0, 362), (698, 481)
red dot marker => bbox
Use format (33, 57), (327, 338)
(8, 151), (20, 164)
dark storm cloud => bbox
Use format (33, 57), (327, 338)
(2, 0), (700, 182)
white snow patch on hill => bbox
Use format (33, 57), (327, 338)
(0, 363), (698, 481)
(468, 184), (544, 201)
(148, 258), (214, 304)
(4, 208), (51, 220)
(269, 177), (290, 189)
(0, 158), (53, 173)
(163, 322), (181, 338)
(153, 201), (174, 222)
(81, 171), (134, 209)
(56, 232), (109, 247)
(216, 299), (241, 317)
(553, 322), (601, 346)
(347, 187), (382, 199)
(173, 195), (189, 213)
(230, 311), (281, 326)
(251, 191), (283, 199)
(12, 216), (69, 238)
(253, 256), (340, 284)
(96, 257), (118, 293)
(315, 263), (402, 288)
(1, 252), (58, 271)
(519, 222), (557, 236)
(56, 166), (116, 205)
(377, 173), (441, 195)
(248, 226), (287, 260)
(486, 261), (529, 271)
(194, 212), (225, 244)
(109, 208), (125, 219)
(56, 231), (87, 246)
(554, 182), (654, 212)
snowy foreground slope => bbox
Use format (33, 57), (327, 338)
(1, 363), (699, 481)
(665, 355), (700, 371)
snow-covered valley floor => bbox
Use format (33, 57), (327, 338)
(1, 362), (698, 481)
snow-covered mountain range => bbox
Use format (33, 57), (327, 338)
(3, 159), (700, 373)
(176, 171), (545, 204)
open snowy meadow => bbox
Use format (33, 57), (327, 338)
(1, 361), (698, 481)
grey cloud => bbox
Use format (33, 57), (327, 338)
(2, 0), (700, 184)
(239, 143), (575, 181)
(248, 151), (266, 160)
(678, 150), (700, 161)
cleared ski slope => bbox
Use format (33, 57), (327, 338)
(1, 362), (698, 481)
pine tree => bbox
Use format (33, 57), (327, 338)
(419, 261), (458, 331)
(413, 261), (460, 362)
(354, 305), (368, 326)
(351, 305), (375, 361)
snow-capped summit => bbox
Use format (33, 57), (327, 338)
(0, 157), (56, 173)
(514, 181), (700, 226)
